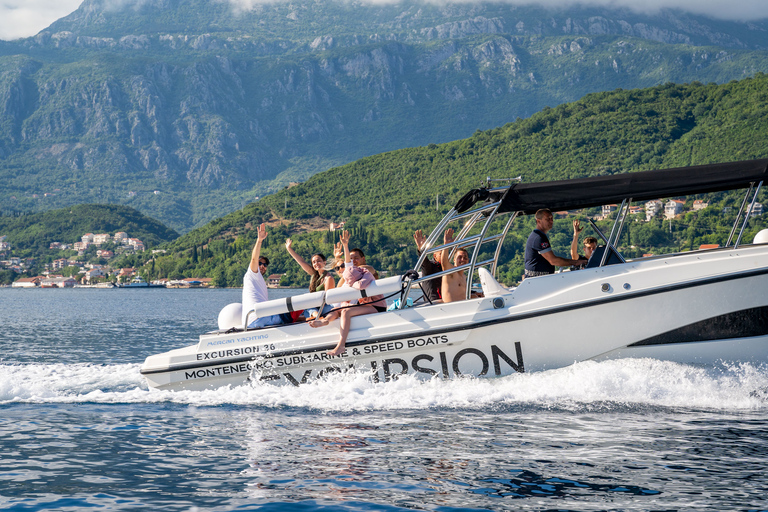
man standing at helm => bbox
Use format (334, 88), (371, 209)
(524, 209), (581, 279)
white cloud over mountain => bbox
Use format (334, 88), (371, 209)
(1, 0), (767, 41)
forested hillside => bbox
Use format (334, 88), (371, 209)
(0, 204), (178, 256)
(118, 76), (768, 286)
(2, 0), (768, 232)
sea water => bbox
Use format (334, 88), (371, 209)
(1, 287), (767, 511)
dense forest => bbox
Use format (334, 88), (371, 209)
(100, 75), (768, 287)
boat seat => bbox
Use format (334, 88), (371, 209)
(478, 267), (507, 297)
(585, 246), (623, 268)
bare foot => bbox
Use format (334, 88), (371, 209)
(327, 341), (346, 356)
(309, 317), (329, 328)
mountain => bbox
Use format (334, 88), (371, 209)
(145, 75), (768, 286)
(1, 0), (768, 232)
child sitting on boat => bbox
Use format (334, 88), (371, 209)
(309, 230), (386, 356)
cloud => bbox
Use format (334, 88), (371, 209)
(1, 0), (766, 41)
(225, 0), (768, 22)
(0, 0), (82, 40)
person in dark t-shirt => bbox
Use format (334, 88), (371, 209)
(523, 209), (581, 279)
(413, 229), (442, 303)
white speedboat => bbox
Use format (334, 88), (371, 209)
(141, 159), (768, 391)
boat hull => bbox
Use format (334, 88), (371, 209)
(141, 245), (768, 391)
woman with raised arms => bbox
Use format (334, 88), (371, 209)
(285, 238), (335, 320)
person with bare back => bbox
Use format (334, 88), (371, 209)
(308, 230), (386, 356)
(439, 228), (473, 303)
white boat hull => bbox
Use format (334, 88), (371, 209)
(141, 245), (768, 391)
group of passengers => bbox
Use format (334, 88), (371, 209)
(242, 223), (388, 356)
(243, 210), (596, 354)
(242, 222), (478, 356)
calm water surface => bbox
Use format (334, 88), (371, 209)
(1, 288), (767, 511)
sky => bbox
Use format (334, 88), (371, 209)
(1, 0), (768, 41)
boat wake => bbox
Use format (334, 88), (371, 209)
(2, 359), (768, 411)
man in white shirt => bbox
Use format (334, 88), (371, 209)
(242, 223), (287, 328)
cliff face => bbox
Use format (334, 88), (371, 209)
(1, 0), (767, 232)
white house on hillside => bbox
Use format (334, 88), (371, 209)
(93, 233), (111, 245)
(665, 200), (685, 219)
(645, 200), (664, 221)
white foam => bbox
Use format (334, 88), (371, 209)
(2, 359), (767, 410)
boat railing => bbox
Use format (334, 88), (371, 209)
(401, 182), (518, 306)
(734, 181), (763, 248)
(407, 257), (496, 286)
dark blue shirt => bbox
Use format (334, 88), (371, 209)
(525, 229), (555, 273)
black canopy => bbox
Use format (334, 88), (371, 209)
(497, 159), (768, 214)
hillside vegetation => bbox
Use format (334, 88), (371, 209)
(0, 204), (178, 256)
(116, 75), (768, 286)
(2, 0), (768, 231)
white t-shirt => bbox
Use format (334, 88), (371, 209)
(242, 267), (268, 325)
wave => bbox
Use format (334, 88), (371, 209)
(2, 358), (767, 411)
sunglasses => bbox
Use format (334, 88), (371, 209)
(258, 261), (268, 267)
(334, 263), (345, 271)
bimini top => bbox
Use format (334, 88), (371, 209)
(497, 158), (768, 214)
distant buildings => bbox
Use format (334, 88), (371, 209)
(693, 200), (709, 211)
(12, 277), (42, 288)
(51, 258), (68, 271)
(92, 233), (111, 245)
(53, 231), (146, 255)
(645, 200), (664, 221)
(664, 199), (685, 219)
(40, 276), (77, 288)
(601, 204), (618, 218)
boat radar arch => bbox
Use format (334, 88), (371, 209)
(217, 303), (242, 330)
(754, 229), (768, 244)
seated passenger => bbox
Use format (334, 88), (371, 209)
(242, 224), (290, 328)
(570, 220), (598, 270)
(413, 229), (442, 303)
(309, 230), (385, 356)
(439, 228), (483, 302)
(352, 248), (378, 279)
(285, 238), (335, 319)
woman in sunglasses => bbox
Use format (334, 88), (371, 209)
(285, 239), (337, 321)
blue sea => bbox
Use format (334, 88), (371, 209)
(1, 287), (768, 511)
